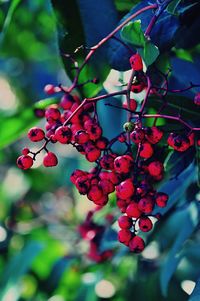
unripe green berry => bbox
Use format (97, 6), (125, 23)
(123, 122), (134, 132)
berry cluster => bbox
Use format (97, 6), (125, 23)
(16, 0), (200, 256)
(79, 210), (113, 262)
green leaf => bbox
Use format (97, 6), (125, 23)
(140, 40), (160, 67)
(0, 97), (59, 149)
(0, 0), (22, 43)
(0, 241), (43, 300)
(167, 0), (182, 14)
(120, 20), (146, 47)
(189, 279), (200, 301)
(160, 203), (199, 296)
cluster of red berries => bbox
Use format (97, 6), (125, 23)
(78, 210), (113, 262)
(16, 53), (199, 254)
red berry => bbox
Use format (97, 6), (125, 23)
(45, 106), (61, 120)
(123, 99), (137, 111)
(138, 216), (153, 232)
(100, 154), (115, 170)
(44, 84), (56, 95)
(140, 142), (153, 158)
(130, 128), (145, 144)
(129, 54), (143, 71)
(87, 185), (103, 202)
(118, 134), (126, 143)
(28, 127), (45, 142)
(98, 179), (115, 194)
(126, 202), (142, 218)
(75, 176), (90, 195)
(95, 137), (109, 150)
(114, 155), (133, 174)
(60, 94), (74, 110)
(54, 126), (72, 144)
(116, 178), (135, 199)
(17, 155), (33, 170)
(43, 152), (58, 167)
(74, 130), (89, 144)
(70, 169), (88, 184)
(118, 229), (132, 246)
(145, 126), (163, 144)
(118, 215), (132, 229)
(148, 161), (164, 177)
(167, 133), (190, 152)
(129, 235), (145, 253)
(155, 192), (168, 207)
(22, 148), (30, 155)
(85, 147), (101, 162)
(131, 82), (145, 93)
(138, 197), (154, 214)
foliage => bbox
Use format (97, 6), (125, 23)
(0, 0), (200, 301)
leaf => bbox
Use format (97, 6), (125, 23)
(140, 40), (160, 67)
(153, 163), (196, 215)
(51, 0), (118, 97)
(0, 0), (22, 43)
(167, 0), (182, 14)
(0, 241), (43, 300)
(0, 97), (58, 149)
(120, 20), (146, 47)
(165, 147), (196, 178)
(189, 278), (200, 301)
(160, 202), (199, 296)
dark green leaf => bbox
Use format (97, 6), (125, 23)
(160, 203), (199, 296)
(0, 241), (43, 299)
(141, 40), (160, 67)
(0, 97), (59, 149)
(0, 0), (22, 43)
(167, 0), (182, 14)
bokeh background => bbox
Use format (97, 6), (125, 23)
(0, 1), (200, 300)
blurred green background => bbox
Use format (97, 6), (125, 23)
(0, 1), (200, 301)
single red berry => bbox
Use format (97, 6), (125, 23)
(22, 148), (30, 155)
(129, 235), (145, 253)
(70, 169), (88, 184)
(148, 161), (164, 177)
(95, 137), (109, 150)
(140, 142), (153, 158)
(74, 130), (89, 144)
(43, 152), (58, 167)
(75, 176), (90, 195)
(118, 229), (132, 246)
(138, 216), (153, 232)
(131, 82), (145, 93)
(155, 192), (168, 207)
(87, 185), (103, 202)
(126, 202), (142, 218)
(116, 178), (135, 199)
(118, 134), (126, 143)
(145, 126), (163, 144)
(98, 179), (115, 194)
(167, 133), (190, 152)
(118, 215), (132, 229)
(138, 197), (154, 214)
(54, 126), (72, 144)
(100, 154), (115, 170)
(85, 147), (101, 162)
(87, 124), (102, 141)
(44, 84), (56, 95)
(28, 127), (45, 142)
(129, 53), (143, 71)
(114, 155), (133, 174)
(17, 155), (33, 170)
(130, 128), (145, 144)
(34, 108), (45, 118)
(60, 94), (74, 110)
(45, 106), (61, 120)
(123, 98), (137, 111)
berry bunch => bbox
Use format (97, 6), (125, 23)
(79, 210), (113, 262)
(16, 0), (200, 255)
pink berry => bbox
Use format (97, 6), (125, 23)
(17, 155), (33, 170)
(43, 152), (58, 167)
(28, 127), (45, 142)
(118, 215), (132, 229)
(138, 216), (153, 232)
(55, 126), (72, 144)
(129, 235), (145, 253)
